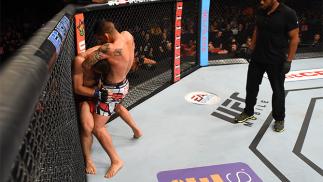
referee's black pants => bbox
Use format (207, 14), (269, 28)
(244, 61), (286, 121)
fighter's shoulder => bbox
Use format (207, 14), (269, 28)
(73, 56), (85, 72)
(121, 31), (134, 40)
(121, 31), (132, 35)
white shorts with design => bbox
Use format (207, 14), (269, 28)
(95, 79), (129, 116)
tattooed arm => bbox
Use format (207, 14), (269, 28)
(86, 43), (124, 66)
(73, 45), (104, 97)
(85, 43), (112, 66)
(78, 45), (101, 59)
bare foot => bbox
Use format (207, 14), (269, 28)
(85, 160), (96, 174)
(133, 128), (143, 139)
(104, 160), (124, 178)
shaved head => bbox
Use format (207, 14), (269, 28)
(94, 20), (117, 36)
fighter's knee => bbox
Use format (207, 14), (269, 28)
(92, 127), (99, 135)
(92, 126), (104, 137)
(114, 104), (123, 113)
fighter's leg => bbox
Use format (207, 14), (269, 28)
(114, 104), (142, 138)
(79, 101), (96, 174)
(93, 113), (124, 178)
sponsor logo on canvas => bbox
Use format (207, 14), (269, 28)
(264, 69), (323, 82)
(211, 92), (268, 126)
(157, 162), (262, 182)
(185, 91), (220, 105)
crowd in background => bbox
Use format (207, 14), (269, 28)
(1, 0), (321, 65)
(0, 17), (44, 63)
(204, 0), (322, 60)
(177, 0), (322, 60)
(0, 0), (65, 65)
(131, 22), (173, 65)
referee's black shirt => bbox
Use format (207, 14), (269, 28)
(252, 3), (299, 64)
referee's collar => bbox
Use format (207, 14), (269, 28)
(275, 3), (284, 12)
(260, 2), (283, 15)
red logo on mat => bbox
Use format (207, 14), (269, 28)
(285, 69), (323, 81)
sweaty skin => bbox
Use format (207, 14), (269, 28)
(73, 45), (101, 175)
(87, 31), (135, 84)
(87, 21), (142, 178)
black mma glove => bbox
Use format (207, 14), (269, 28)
(283, 61), (291, 74)
(245, 48), (253, 62)
(94, 88), (108, 102)
(238, 47), (253, 62)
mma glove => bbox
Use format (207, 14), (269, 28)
(238, 47), (253, 62)
(94, 88), (108, 102)
(245, 48), (253, 62)
(283, 61), (292, 74)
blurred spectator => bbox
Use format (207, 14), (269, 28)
(236, 23), (248, 45)
(158, 32), (172, 60)
(230, 38), (238, 53)
(240, 37), (252, 50)
(139, 33), (154, 59)
(135, 32), (157, 69)
(209, 31), (228, 55)
(182, 40), (196, 57)
(222, 24), (233, 46)
(150, 25), (163, 61)
(312, 33), (321, 48)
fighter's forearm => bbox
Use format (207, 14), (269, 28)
(74, 85), (95, 97)
(82, 50), (104, 69)
(287, 37), (299, 62)
(85, 45), (111, 66)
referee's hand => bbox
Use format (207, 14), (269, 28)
(283, 61), (291, 74)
